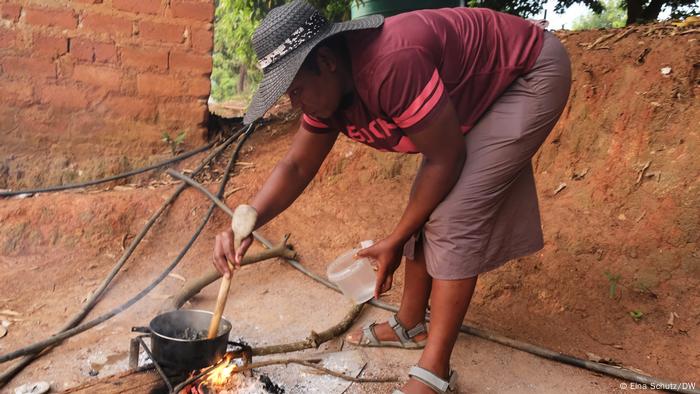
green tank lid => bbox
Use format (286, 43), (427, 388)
(351, 0), (463, 19)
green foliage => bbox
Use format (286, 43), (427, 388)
(210, 0), (353, 103)
(603, 271), (621, 299)
(470, 0), (546, 17)
(629, 310), (644, 321)
(572, 0), (626, 29)
(162, 131), (187, 155)
(210, 0), (267, 102)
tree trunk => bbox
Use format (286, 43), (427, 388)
(626, 0), (643, 25)
(238, 65), (247, 93)
(640, 0), (665, 22)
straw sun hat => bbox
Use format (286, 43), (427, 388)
(243, 0), (384, 124)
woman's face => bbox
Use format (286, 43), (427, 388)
(286, 47), (346, 120)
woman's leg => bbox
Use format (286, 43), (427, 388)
(346, 242), (432, 343)
(403, 274), (478, 393)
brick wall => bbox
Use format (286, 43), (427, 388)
(0, 0), (215, 189)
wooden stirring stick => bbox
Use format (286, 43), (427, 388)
(207, 205), (257, 339)
(207, 259), (235, 339)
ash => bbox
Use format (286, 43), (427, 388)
(215, 374), (270, 394)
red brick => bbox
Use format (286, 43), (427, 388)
(169, 51), (211, 74)
(102, 95), (157, 121)
(94, 42), (117, 63)
(113, 0), (161, 15)
(137, 74), (184, 96)
(74, 0), (103, 3)
(139, 20), (185, 43)
(120, 46), (168, 71)
(171, 1), (214, 22)
(159, 101), (208, 124)
(0, 80), (34, 107)
(0, 28), (17, 49)
(1, 57), (56, 78)
(73, 64), (122, 91)
(1, 4), (21, 22)
(188, 77), (211, 97)
(190, 27), (213, 53)
(25, 7), (77, 29)
(40, 85), (89, 109)
(34, 35), (69, 58)
(69, 38), (95, 62)
(82, 13), (133, 36)
(69, 38), (116, 63)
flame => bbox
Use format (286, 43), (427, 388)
(207, 355), (237, 386)
(181, 354), (243, 393)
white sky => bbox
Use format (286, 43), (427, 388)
(539, 0), (594, 30)
(539, 0), (673, 30)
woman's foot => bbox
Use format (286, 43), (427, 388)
(397, 364), (456, 394)
(345, 314), (428, 348)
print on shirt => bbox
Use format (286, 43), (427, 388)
(302, 69), (446, 153)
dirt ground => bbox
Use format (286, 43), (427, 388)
(1, 25), (698, 393)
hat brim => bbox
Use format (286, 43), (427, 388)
(243, 14), (384, 124)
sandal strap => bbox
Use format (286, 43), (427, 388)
(360, 322), (380, 346)
(388, 314), (426, 344)
(408, 366), (457, 393)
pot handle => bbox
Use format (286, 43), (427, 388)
(131, 326), (151, 334)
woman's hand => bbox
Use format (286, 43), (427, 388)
(213, 229), (253, 278)
(356, 236), (405, 299)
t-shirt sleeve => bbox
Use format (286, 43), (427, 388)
(375, 48), (449, 134)
(301, 113), (332, 134)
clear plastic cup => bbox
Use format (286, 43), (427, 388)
(327, 245), (376, 304)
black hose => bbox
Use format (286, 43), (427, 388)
(0, 124), (256, 365)
(0, 139), (222, 197)
(0, 128), (246, 387)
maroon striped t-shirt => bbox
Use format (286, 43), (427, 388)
(302, 7), (544, 153)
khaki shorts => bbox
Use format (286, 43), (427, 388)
(403, 32), (572, 280)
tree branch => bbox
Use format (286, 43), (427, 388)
(252, 304), (364, 356)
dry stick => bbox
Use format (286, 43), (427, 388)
(586, 32), (616, 50)
(159, 239), (297, 313)
(234, 359), (396, 383)
(252, 233), (700, 394)
(166, 169), (235, 217)
(613, 27), (637, 43)
(0, 130), (245, 387)
(252, 304), (364, 356)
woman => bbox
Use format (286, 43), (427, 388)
(212, 1), (571, 393)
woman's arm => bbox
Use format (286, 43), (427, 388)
(250, 127), (339, 229)
(213, 126), (338, 275)
(389, 102), (465, 244)
(358, 101), (466, 296)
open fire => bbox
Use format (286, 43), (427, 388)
(182, 354), (240, 393)
(130, 330), (280, 393)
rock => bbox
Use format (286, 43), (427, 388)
(13, 382), (50, 394)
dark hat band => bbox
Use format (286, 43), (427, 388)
(257, 11), (327, 70)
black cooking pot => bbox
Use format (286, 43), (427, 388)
(133, 309), (232, 372)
